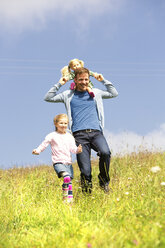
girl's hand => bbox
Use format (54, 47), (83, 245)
(32, 149), (39, 155)
(77, 144), (82, 153)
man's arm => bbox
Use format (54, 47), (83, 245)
(95, 73), (118, 99)
(44, 80), (65, 103)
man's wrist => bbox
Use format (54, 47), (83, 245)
(58, 81), (63, 86)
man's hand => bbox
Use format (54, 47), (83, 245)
(94, 73), (104, 82)
(77, 144), (82, 154)
(59, 76), (68, 85)
(32, 149), (39, 155)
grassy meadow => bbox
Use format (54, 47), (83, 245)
(0, 152), (165, 248)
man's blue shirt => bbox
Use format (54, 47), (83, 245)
(70, 91), (101, 133)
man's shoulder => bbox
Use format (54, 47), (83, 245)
(61, 89), (74, 100)
(62, 89), (73, 95)
(93, 87), (101, 93)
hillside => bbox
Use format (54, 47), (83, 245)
(0, 152), (165, 248)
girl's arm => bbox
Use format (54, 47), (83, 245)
(70, 144), (82, 154)
(69, 135), (82, 154)
(32, 134), (51, 155)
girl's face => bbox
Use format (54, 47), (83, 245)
(71, 60), (81, 71)
(55, 117), (68, 134)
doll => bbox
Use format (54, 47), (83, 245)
(60, 58), (97, 98)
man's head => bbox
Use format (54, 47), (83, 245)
(74, 68), (90, 92)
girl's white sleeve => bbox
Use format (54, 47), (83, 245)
(35, 134), (51, 153)
(69, 134), (79, 154)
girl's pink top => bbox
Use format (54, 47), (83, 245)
(35, 131), (79, 164)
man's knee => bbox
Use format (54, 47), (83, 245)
(98, 149), (111, 158)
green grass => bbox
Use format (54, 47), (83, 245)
(0, 152), (165, 248)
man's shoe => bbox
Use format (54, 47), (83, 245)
(100, 183), (110, 193)
(82, 187), (92, 194)
(104, 184), (110, 193)
(81, 179), (92, 194)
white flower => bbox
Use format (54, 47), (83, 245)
(150, 166), (161, 173)
(128, 177), (132, 180)
(116, 198), (120, 201)
(125, 192), (129, 195)
(161, 182), (165, 186)
(156, 222), (162, 228)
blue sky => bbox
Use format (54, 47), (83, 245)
(0, 0), (165, 169)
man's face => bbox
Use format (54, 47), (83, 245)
(74, 73), (89, 92)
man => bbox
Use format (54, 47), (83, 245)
(44, 67), (118, 193)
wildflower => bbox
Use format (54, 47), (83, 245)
(87, 243), (92, 248)
(116, 198), (120, 201)
(150, 166), (161, 173)
(156, 222), (162, 228)
(125, 192), (129, 195)
(161, 182), (165, 186)
(132, 239), (138, 245)
(128, 177), (132, 180)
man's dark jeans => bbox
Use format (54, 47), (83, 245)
(73, 130), (111, 189)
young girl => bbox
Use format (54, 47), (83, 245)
(32, 114), (82, 203)
(60, 58), (97, 98)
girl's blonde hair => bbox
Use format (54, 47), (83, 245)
(61, 58), (84, 77)
(53, 114), (69, 130)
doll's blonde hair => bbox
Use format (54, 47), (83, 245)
(61, 66), (70, 77)
(53, 114), (69, 131)
(61, 58), (84, 77)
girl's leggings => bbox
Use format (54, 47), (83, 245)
(60, 172), (73, 202)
